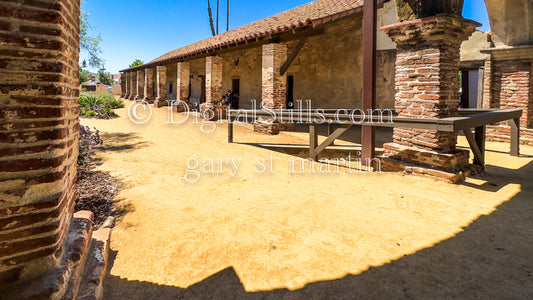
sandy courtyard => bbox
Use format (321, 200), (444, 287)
(80, 102), (533, 299)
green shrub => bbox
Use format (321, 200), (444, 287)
(79, 92), (123, 118)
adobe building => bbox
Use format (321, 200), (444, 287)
(120, 0), (399, 112)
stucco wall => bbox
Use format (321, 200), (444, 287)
(184, 14), (397, 110)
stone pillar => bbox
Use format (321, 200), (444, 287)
(177, 62), (190, 102)
(381, 14), (478, 175)
(144, 68), (154, 103)
(261, 43), (288, 109)
(483, 46), (533, 145)
(123, 72), (129, 99)
(482, 57), (493, 109)
(176, 62), (191, 112)
(129, 71), (136, 100)
(155, 65), (168, 107)
(135, 69), (145, 100)
(254, 43), (289, 135)
(205, 56), (223, 104)
(0, 0), (108, 296)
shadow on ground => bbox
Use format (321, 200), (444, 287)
(104, 160), (532, 299)
(90, 132), (150, 166)
(98, 132), (151, 153)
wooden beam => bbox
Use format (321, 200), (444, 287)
(361, 0), (377, 166)
(315, 124), (352, 154)
(463, 128), (484, 167)
(280, 39), (306, 76)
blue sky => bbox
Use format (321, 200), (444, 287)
(82, 0), (491, 74)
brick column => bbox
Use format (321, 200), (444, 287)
(144, 68), (154, 103)
(381, 14), (478, 174)
(134, 69), (145, 100)
(261, 43), (287, 109)
(0, 0), (99, 294)
(254, 43), (289, 135)
(483, 46), (533, 145)
(155, 65), (168, 107)
(123, 72), (129, 99)
(129, 71), (136, 100)
(120, 73), (126, 98)
(482, 57), (493, 108)
(177, 62), (190, 102)
(205, 56), (223, 104)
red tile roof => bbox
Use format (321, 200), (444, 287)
(122, 0), (386, 72)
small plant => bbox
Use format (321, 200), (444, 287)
(78, 125), (103, 165)
(79, 91), (123, 119)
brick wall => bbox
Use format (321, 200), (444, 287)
(0, 0), (80, 282)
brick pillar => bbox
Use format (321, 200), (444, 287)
(482, 57), (493, 108)
(261, 43), (287, 109)
(155, 65), (168, 107)
(483, 46), (533, 145)
(129, 71), (136, 100)
(134, 69), (144, 100)
(381, 14), (478, 173)
(144, 68), (154, 103)
(177, 62), (190, 102)
(253, 43), (289, 135)
(205, 56), (223, 104)
(0, 0), (93, 288)
(123, 72), (129, 99)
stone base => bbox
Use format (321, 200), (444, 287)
(176, 103), (193, 113)
(199, 103), (228, 121)
(143, 97), (155, 104)
(383, 142), (470, 172)
(1, 211), (112, 300)
(155, 98), (170, 108)
(253, 118), (293, 135)
(134, 95), (144, 101)
(380, 157), (472, 183)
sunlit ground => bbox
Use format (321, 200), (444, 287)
(81, 102), (533, 298)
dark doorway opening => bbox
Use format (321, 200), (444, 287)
(287, 75), (294, 109)
(199, 75), (206, 103)
(232, 78), (240, 108)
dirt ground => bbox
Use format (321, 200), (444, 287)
(80, 101), (533, 299)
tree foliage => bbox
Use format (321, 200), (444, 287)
(129, 59), (144, 68)
(79, 67), (92, 84)
(97, 69), (114, 86)
(80, 1), (104, 69)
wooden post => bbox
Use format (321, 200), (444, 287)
(228, 118), (234, 143)
(361, 0), (377, 166)
(509, 118), (520, 157)
(474, 126), (486, 167)
(328, 123), (334, 146)
(309, 124), (318, 161)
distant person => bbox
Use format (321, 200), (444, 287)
(226, 90), (235, 107)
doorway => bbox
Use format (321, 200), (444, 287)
(231, 78), (240, 108)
